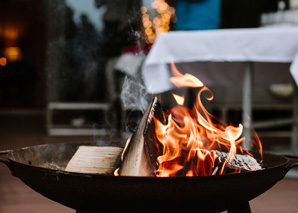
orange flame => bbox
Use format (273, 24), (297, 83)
(114, 136), (131, 176)
(172, 94), (184, 105)
(154, 63), (262, 177)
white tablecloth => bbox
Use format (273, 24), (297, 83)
(142, 27), (298, 93)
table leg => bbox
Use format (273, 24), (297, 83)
(291, 83), (298, 154)
(242, 62), (254, 150)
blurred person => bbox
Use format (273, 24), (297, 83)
(96, 0), (143, 56)
(174, 0), (222, 30)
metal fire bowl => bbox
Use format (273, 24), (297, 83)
(0, 142), (298, 213)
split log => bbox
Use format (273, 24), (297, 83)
(65, 146), (123, 174)
(119, 97), (166, 176)
(212, 150), (263, 175)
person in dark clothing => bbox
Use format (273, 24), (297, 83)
(174, 0), (222, 30)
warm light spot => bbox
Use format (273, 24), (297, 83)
(153, 17), (161, 26)
(162, 13), (171, 20)
(143, 20), (152, 28)
(155, 27), (164, 36)
(4, 47), (22, 62)
(141, 6), (147, 14)
(145, 28), (153, 36)
(169, 6), (175, 15)
(142, 14), (150, 20)
(0, 57), (7, 66)
(3, 27), (19, 40)
(141, 0), (176, 43)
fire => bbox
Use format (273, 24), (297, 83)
(154, 63), (262, 177)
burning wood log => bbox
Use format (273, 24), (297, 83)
(65, 146), (123, 174)
(119, 97), (166, 176)
(211, 150), (263, 175)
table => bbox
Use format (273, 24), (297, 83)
(142, 26), (298, 152)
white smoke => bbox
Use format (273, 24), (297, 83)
(120, 74), (149, 113)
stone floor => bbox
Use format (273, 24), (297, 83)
(0, 115), (298, 212)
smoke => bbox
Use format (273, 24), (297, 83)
(121, 74), (150, 113)
(120, 73), (150, 133)
(45, 0), (151, 135)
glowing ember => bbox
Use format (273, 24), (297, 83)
(154, 63), (262, 177)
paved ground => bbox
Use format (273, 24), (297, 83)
(0, 115), (297, 212)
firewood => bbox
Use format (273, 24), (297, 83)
(120, 97), (166, 176)
(65, 146), (123, 174)
(211, 150), (263, 175)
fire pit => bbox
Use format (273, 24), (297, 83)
(0, 143), (298, 212)
(1, 64), (298, 212)
(1, 97), (298, 212)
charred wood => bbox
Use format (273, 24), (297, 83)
(212, 150), (263, 175)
